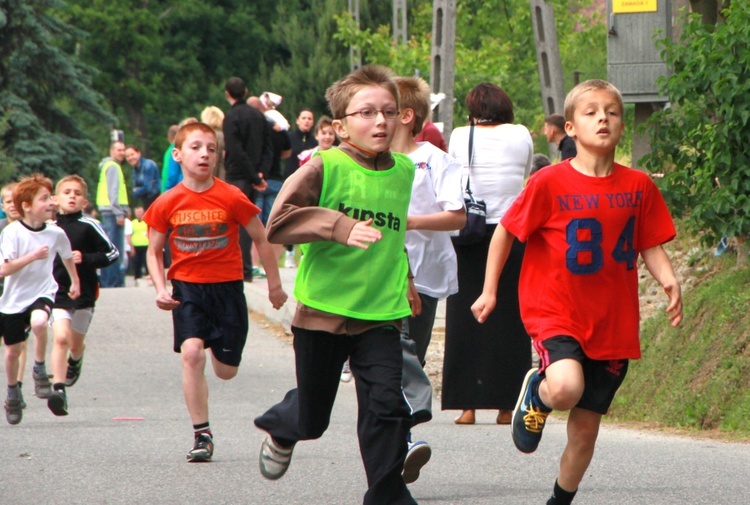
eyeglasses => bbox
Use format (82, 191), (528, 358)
(342, 108), (400, 120)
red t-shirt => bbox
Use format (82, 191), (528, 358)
(414, 120), (447, 152)
(143, 178), (260, 283)
(501, 161), (676, 360)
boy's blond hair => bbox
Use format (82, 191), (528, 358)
(1, 182), (18, 201)
(178, 116), (199, 128)
(13, 174), (53, 218)
(326, 65), (399, 120)
(564, 79), (624, 122)
(394, 76), (431, 137)
(200, 106), (225, 131)
(55, 174), (88, 195)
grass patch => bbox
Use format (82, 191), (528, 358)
(609, 257), (750, 438)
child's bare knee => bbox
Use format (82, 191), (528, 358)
(30, 316), (49, 335)
(5, 344), (23, 361)
(69, 339), (86, 354)
(54, 332), (72, 348)
(181, 347), (206, 369)
(545, 379), (583, 410)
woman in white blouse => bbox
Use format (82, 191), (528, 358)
(442, 83), (533, 425)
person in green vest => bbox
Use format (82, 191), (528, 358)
(96, 141), (128, 288)
(254, 65), (420, 505)
(130, 206), (149, 286)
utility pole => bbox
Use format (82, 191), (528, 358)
(393, 0), (407, 44)
(348, 0), (361, 72)
(530, 0), (565, 159)
(430, 0), (457, 139)
(530, 0), (565, 116)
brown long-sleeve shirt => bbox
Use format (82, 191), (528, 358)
(266, 143), (406, 335)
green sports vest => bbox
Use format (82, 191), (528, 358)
(96, 160), (129, 207)
(294, 149), (414, 320)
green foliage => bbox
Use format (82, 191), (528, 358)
(0, 0), (112, 184)
(261, 0), (350, 120)
(610, 261), (750, 435)
(59, 0), (282, 159)
(641, 3), (750, 249)
(333, 0), (607, 148)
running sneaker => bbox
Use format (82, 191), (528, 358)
(340, 359), (353, 383)
(403, 440), (432, 484)
(284, 250), (296, 268)
(259, 436), (295, 480)
(187, 433), (214, 463)
(5, 398), (22, 425)
(512, 368), (551, 454)
(32, 370), (52, 399)
(65, 356), (83, 387)
(47, 389), (69, 416)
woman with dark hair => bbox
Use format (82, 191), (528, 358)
(442, 83), (533, 425)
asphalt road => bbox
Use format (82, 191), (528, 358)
(2, 282), (749, 505)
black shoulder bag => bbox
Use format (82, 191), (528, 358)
(452, 124), (487, 246)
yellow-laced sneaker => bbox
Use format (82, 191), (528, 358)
(512, 368), (551, 453)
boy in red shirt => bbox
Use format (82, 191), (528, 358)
(472, 80), (683, 505)
(144, 122), (287, 462)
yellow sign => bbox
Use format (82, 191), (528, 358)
(613, 0), (657, 13)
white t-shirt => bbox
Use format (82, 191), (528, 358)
(405, 142), (464, 299)
(448, 123), (533, 223)
(0, 220), (73, 314)
(124, 218), (133, 253)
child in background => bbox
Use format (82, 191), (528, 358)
(0, 182), (25, 407)
(145, 122), (287, 462)
(0, 183), (20, 235)
(48, 175), (119, 416)
(297, 115), (337, 166)
(287, 116), (338, 271)
(1, 174), (80, 425)
(130, 206), (149, 285)
(254, 65), (420, 505)
(390, 75), (466, 484)
(472, 80), (683, 504)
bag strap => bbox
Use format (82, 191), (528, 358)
(465, 124), (476, 202)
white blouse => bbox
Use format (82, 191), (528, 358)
(448, 123), (533, 224)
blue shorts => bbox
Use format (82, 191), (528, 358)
(1, 298), (53, 346)
(171, 280), (248, 367)
(535, 336), (629, 415)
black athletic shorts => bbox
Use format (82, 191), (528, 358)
(535, 335), (629, 415)
(171, 279), (249, 367)
(0, 297), (53, 346)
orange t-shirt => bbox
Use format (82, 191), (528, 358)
(144, 178), (260, 283)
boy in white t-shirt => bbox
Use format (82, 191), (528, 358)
(390, 76), (466, 484)
(1, 174), (80, 425)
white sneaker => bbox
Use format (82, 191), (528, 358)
(284, 250), (296, 268)
(259, 436), (295, 480)
(340, 359), (353, 383)
(403, 440), (432, 484)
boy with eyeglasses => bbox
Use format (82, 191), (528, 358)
(254, 65), (420, 505)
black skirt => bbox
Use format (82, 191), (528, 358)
(441, 226), (531, 410)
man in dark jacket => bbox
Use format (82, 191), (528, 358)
(543, 114), (577, 161)
(223, 76), (273, 281)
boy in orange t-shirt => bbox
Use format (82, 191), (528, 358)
(144, 122), (287, 462)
